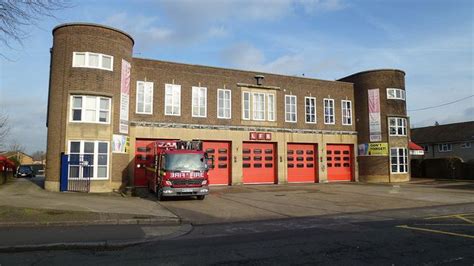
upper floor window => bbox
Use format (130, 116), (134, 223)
(253, 93), (266, 121)
(389, 117), (407, 136)
(70, 95), (111, 124)
(461, 142), (471, 149)
(267, 94), (275, 121)
(217, 89), (231, 119)
(324, 98), (335, 124)
(242, 91), (276, 122)
(72, 52), (113, 71)
(136, 81), (153, 114)
(390, 147), (408, 173)
(165, 84), (181, 116)
(192, 86), (207, 118)
(285, 95), (297, 123)
(305, 97), (316, 124)
(387, 88), (405, 100)
(242, 92), (251, 120)
(341, 100), (352, 125)
(438, 143), (452, 152)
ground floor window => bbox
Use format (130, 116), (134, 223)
(68, 140), (109, 179)
(390, 147), (408, 173)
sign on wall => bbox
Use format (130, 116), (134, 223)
(368, 89), (382, 142)
(358, 143), (388, 156)
(112, 134), (130, 153)
(119, 59), (131, 134)
(249, 132), (272, 141)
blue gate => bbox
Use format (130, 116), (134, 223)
(60, 153), (92, 193)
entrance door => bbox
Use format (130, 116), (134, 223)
(287, 144), (318, 183)
(327, 144), (352, 181)
(242, 142), (276, 184)
(134, 139), (155, 186)
(203, 141), (231, 185)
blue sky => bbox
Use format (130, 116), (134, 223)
(0, 0), (473, 153)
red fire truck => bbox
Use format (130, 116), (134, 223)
(145, 140), (213, 201)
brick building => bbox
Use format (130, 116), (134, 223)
(45, 23), (410, 192)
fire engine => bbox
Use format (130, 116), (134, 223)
(145, 140), (213, 201)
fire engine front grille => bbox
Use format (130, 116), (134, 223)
(171, 179), (203, 186)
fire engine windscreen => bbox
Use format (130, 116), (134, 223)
(164, 154), (207, 171)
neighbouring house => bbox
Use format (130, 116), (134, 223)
(411, 121), (474, 162)
(0, 151), (34, 166)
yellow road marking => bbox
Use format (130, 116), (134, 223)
(425, 213), (474, 221)
(397, 225), (474, 239)
(414, 224), (474, 226)
(454, 215), (474, 224)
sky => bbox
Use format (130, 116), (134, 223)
(0, 0), (473, 154)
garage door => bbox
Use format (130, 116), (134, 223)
(242, 142), (276, 184)
(203, 141), (231, 185)
(134, 139), (156, 186)
(327, 144), (352, 181)
(287, 144), (318, 183)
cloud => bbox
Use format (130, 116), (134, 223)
(299, 0), (347, 13)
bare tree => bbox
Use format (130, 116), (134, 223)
(31, 150), (45, 162)
(0, 110), (9, 149)
(0, 0), (71, 56)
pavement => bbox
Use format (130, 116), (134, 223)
(0, 176), (473, 251)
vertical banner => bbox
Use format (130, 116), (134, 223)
(120, 59), (131, 134)
(368, 89), (382, 142)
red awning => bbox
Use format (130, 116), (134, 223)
(0, 155), (7, 161)
(409, 141), (424, 150)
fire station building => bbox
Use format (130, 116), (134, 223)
(45, 23), (410, 192)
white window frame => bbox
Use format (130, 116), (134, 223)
(70, 95), (111, 124)
(341, 100), (352, 125)
(164, 84), (181, 116)
(285, 95), (297, 123)
(305, 97), (316, 124)
(438, 143), (452, 152)
(242, 91), (251, 120)
(217, 89), (231, 119)
(72, 52), (114, 71)
(252, 92), (266, 121)
(389, 117), (407, 136)
(192, 86), (207, 118)
(390, 147), (408, 174)
(387, 88), (406, 100)
(323, 98), (335, 125)
(267, 94), (276, 122)
(136, 81), (153, 115)
(68, 140), (109, 180)
(461, 142), (471, 149)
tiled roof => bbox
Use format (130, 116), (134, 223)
(411, 121), (474, 144)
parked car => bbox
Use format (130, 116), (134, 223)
(17, 165), (34, 178)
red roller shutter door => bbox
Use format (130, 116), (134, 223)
(203, 141), (231, 185)
(134, 139), (156, 186)
(287, 144), (318, 183)
(242, 142), (276, 184)
(327, 144), (352, 181)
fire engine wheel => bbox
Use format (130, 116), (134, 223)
(196, 195), (205, 200)
(156, 186), (164, 201)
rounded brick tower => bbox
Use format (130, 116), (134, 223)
(339, 69), (410, 182)
(46, 23), (134, 192)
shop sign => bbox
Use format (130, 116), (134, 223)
(250, 132), (272, 141)
(358, 142), (388, 156)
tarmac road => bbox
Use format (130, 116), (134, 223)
(1, 204), (473, 265)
